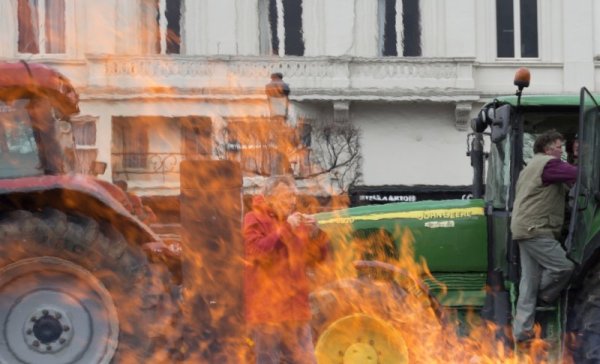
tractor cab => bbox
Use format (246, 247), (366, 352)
(469, 69), (600, 359)
(469, 77), (600, 273)
(0, 62), (89, 178)
(0, 97), (70, 177)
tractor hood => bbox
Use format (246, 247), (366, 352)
(315, 198), (487, 273)
(0, 61), (79, 116)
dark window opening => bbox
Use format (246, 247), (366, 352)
(72, 121), (96, 146)
(71, 119), (97, 175)
(18, 0), (39, 53)
(382, 0), (398, 56)
(144, 0), (181, 54)
(114, 117), (149, 169)
(165, 0), (182, 54)
(497, 0), (537, 58)
(282, 0), (304, 56)
(402, 0), (421, 56)
(268, 0), (279, 55)
(520, 0), (538, 58)
(225, 118), (274, 175)
(496, 0), (514, 58)
(17, 0), (65, 54)
(181, 117), (212, 157)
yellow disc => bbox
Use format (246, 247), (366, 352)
(315, 314), (409, 364)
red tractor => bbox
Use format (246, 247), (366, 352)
(0, 61), (179, 363)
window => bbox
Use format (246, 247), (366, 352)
(224, 118), (310, 177)
(225, 117), (297, 175)
(496, 0), (538, 58)
(113, 117), (149, 169)
(181, 117), (212, 158)
(70, 116), (98, 174)
(18, 0), (65, 54)
(259, 0), (304, 56)
(292, 119), (312, 176)
(225, 118), (273, 175)
(0, 100), (42, 178)
(141, 0), (182, 54)
(378, 0), (421, 57)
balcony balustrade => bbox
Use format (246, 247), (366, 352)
(112, 152), (186, 183)
(85, 55), (475, 98)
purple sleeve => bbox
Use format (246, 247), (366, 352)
(541, 158), (578, 185)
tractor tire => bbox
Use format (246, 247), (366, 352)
(573, 263), (600, 363)
(0, 209), (176, 364)
(310, 276), (440, 364)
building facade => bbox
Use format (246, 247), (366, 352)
(0, 0), (599, 196)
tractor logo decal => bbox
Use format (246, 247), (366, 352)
(424, 220), (456, 229)
(318, 207), (484, 225)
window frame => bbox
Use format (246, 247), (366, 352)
(180, 116), (212, 158)
(259, 0), (304, 56)
(17, 0), (72, 56)
(141, 0), (183, 55)
(69, 115), (99, 175)
(495, 0), (540, 60)
(113, 116), (150, 170)
(377, 0), (422, 57)
(224, 117), (275, 176)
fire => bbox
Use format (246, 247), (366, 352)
(307, 223), (578, 364)
(0, 60), (573, 363)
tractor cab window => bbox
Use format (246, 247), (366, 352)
(522, 132), (568, 165)
(521, 108), (578, 164)
(0, 100), (43, 178)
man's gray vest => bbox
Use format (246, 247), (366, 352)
(511, 154), (568, 240)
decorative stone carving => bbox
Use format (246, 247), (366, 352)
(333, 101), (350, 123)
(455, 102), (472, 131)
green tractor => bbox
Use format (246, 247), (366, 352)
(311, 69), (600, 363)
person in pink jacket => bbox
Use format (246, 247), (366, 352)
(244, 176), (328, 364)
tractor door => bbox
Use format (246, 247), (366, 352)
(566, 88), (600, 264)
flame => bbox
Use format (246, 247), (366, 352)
(0, 67), (575, 363)
(0, 22), (575, 362)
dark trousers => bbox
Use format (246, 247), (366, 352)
(513, 236), (574, 341)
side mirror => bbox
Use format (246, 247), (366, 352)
(491, 104), (513, 143)
(470, 106), (495, 133)
(90, 161), (107, 176)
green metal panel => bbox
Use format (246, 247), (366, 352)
(424, 272), (487, 307)
(315, 199), (488, 273)
(493, 94), (600, 107)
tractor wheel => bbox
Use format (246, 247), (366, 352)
(310, 276), (440, 364)
(0, 209), (175, 364)
(573, 263), (600, 363)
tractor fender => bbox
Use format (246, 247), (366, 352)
(0, 174), (159, 246)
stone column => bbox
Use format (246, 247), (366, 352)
(562, 0), (595, 92)
(115, 1), (141, 54)
(0, 0), (17, 57)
